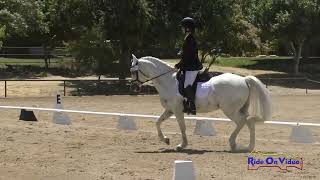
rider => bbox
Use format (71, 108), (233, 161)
(175, 17), (203, 115)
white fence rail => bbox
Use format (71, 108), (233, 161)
(0, 105), (319, 127)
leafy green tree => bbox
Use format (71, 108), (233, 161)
(92, 0), (153, 79)
(273, 0), (319, 74)
(0, 0), (48, 40)
(254, 0), (320, 74)
(192, 0), (260, 60)
(0, 26), (5, 49)
(0, 0), (51, 67)
(66, 27), (115, 77)
(146, 0), (192, 51)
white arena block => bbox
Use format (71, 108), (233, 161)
(117, 115), (137, 130)
(173, 160), (195, 180)
(53, 94), (71, 125)
(193, 120), (216, 136)
(290, 125), (314, 143)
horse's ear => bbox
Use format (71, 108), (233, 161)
(132, 54), (138, 64)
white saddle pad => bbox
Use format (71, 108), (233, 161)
(176, 80), (213, 99)
(196, 81), (213, 99)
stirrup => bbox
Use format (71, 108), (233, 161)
(188, 101), (196, 115)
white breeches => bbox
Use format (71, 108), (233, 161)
(184, 71), (199, 88)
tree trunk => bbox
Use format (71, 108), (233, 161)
(290, 41), (303, 74)
(119, 44), (130, 80)
(43, 45), (49, 69)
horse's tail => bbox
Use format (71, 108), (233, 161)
(245, 76), (272, 122)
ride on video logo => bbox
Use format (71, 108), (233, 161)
(247, 151), (303, 171)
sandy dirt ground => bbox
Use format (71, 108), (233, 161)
(0, 93), (319, 180)
(0, 65), (319, 180)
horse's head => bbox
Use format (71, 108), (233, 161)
(129, 54), (175, 93)
(129, 54), (148, 92)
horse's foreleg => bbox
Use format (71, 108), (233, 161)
(156, 110), (173, 145)
(175, 112), (188, 151)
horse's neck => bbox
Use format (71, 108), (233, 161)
(152, 72), (177, 99)
(141, 57), (178, 98)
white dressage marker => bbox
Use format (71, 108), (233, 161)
(193, 120), (216, 136)
(117, 115), (137, 130)
(290, 125), (314, 143)
(53, 94), (71, 125)
(173, 160), (195, 180)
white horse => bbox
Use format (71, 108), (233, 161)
(130, 55), (271, 152)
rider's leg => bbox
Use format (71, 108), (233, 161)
(184, 71), (198, 115)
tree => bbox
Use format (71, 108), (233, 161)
(146, 0), (192, 52)
(0, 0), (49, 41)
(255, 0), (320, 74)
(86, 0), (153, 79)
(66, 27), (115, 77)
(192, 0), (260, 60)
(0, 26), (5, 49)
(274, 0), (319, 74)
(0, 0), (52, 68)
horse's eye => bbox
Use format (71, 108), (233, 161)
(130, 66), (139, 72)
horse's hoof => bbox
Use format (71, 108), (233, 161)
(176, 144), (186, 151)
(176, 146), (183, 152)
(164, 138), (170, 145)
(230, 149), (237, 153)
(230, 145), (236, 152)
(230, 146), (251, 153)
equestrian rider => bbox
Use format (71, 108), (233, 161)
(175, 17), (203, 115)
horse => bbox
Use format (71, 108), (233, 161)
(130, 54), (272, 152)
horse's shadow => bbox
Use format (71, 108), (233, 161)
(135, 148), (231, 155)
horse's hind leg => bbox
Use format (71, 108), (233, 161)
(156, 110), (173, 145)
(226, 111), (247, 153)
(229, 118), (246, 152)
(228, 112), (257, 153)
(246, 117), (256, 152)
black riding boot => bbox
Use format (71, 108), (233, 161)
(184, 85), (196, 115)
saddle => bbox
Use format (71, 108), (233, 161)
(176, 70), (221, 96)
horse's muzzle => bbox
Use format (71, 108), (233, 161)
(130, 82), (142, 93)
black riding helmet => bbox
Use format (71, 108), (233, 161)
(180, 17), (196, 30)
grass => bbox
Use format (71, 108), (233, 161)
(214, 56), (293, 67)
(163, 56), (293, 68)
(0, 57), (74, 68)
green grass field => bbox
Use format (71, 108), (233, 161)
(165, 56), (320, 74)
(164, 56), (293, 67)
(0, 57), (74, 68)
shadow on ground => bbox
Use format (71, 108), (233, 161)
(66, 81), (157, 96)
(220, 57), (320, 90)
(135, 148), (227, 155)
(254, 73), (320, 90)
(239, 57), (320, 74)
(0, 64), (84, 79)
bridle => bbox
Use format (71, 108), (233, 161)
(130, 61), (175, 85)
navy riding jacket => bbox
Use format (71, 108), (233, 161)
(175, 33), (203, 71)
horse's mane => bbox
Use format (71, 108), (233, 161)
(140, 56), (173, 70)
